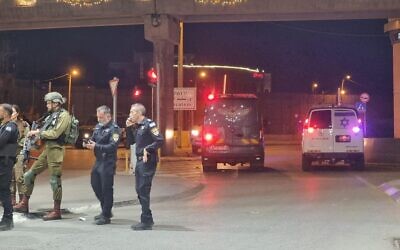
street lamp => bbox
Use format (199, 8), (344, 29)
(44, 68), (79, 112)
(340, 74), (351, 93)
(311, 82), (318, 94)
(338, 74), (351, 105)
(68, 69), (79, 112)
(199, 71), (207, 78)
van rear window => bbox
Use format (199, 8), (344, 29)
(333, 110), (357, 129)
(309, 110), (332, 129)
(205, 99), (257, 125)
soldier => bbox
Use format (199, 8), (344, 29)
(14, 92), (71, 221)
(0, 103), (19, 231)
(126, 103), (164, 230)
(84, 105), (120, 225)
(10, 105), (30, 206)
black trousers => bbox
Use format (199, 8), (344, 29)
(90, 160), (115, 218)
(135, 159), (156, 224)
(0, 158), (15, 218)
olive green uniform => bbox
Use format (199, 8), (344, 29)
(10, 120), (29, 197)
(23, 109), (71, 201)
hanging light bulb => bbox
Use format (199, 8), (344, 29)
(195, 0), (248, 6)
(57, 0), (111, 7)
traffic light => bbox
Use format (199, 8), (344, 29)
(132, 88), (142, 98)
(147, 68), (157, 87)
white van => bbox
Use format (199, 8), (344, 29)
(302, 105), (364, 171)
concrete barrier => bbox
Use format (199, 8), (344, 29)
(364, 138), (400, 166)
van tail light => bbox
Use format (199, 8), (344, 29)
(352, 126), (361, 133)
(303, 119), (309, 130)
(307, 127), (314, 134)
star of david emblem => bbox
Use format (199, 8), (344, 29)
(340, 117), (350, 128)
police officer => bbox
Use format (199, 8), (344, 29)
(126, 103), (164, 230)
(14, 92), (71, 221)
(84, 105), (120, 225)
(0, 103), (19, 231)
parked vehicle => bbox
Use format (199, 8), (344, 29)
(302, 105), (365, 171)
(201, 94), (265, 172)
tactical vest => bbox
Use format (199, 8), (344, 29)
(0, 121), (18, 157)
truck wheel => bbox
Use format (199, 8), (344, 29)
(250, 157), (265, 171)
(351, 156), (365, 171)
(302, 155), (313, 172)
(202, 159), (217, 172)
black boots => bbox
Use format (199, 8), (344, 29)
(0, 215), (14, 231)
(131, 221), (154, 231)
(95, 215), (111, 225)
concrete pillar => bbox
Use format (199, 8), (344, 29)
(144, 14), (179, 155)
(385, 19), (400, 139)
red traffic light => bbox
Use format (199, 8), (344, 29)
(252, 72), (264, 79)
(132, 89), (141, 98)
(147, 68), (157, 85)
(207, 93), (215, 101)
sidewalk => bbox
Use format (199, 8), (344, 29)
(17, 160), (203, 219)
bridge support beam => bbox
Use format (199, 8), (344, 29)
(145, 14), (179, 155)
(385, 19), (400, 139)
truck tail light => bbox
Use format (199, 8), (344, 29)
(204, 133), (214, 142)
(307, 127), (314, 134)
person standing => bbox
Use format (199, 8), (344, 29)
(0, 103), (19, 231)
(14, 92), (71, 221)
(126, 103), (164, 230)
(84, 105), (120, 225)
(10, 105), (30, 206)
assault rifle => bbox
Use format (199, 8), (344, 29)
(20, 113), (49, 162)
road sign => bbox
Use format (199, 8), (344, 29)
(174, 87), (196, 110)
(360, 92), (370, 103)
(355, 101), (366, 113)
(109, 77), (119, 97)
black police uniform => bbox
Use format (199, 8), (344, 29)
(126, 118), (164, 227)
(90, 121), (120, 222)
(0, 120), (19, 230)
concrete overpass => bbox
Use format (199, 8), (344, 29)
(0, 0), (400, 155)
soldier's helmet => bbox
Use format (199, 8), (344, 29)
(44, 92), (66, 104)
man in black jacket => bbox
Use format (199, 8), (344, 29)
(85, 105), (120, 225)
(0, 103), (19, 231)
(126, 103), (164, 230)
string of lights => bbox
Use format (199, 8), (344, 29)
(195, 0), (248, 6)
(173, 64), (262, 73)
(56, 0), (111, 7)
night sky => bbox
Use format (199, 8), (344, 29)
(5, 19), (393, 96)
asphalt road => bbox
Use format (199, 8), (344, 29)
(1, 145), (400, 250)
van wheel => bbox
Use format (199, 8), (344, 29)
(302, 155), (313, 172)
(351, 156), (365, 171)
(250, 158), (264, 171)
(202, 162), (217, 172)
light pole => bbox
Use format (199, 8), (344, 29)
(338, 74), (351, 105)
(44, 68), (79, 112)
(67, 69), (79, 112)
